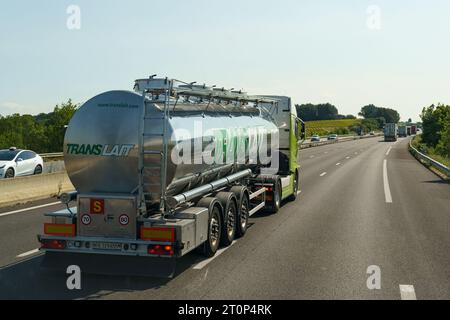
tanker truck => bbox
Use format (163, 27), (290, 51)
(38, 76), (305, 276)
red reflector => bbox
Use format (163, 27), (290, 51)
(41, 239), (66, 250)
(148, 244), (174, 256)
(266, 187), (273, 192)
(44, 223), (76, 237)
(141, 227), (175, 242)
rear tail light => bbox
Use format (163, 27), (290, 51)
(148, 244), (174, 256)
(141, 227), (175, 242)
(41, 239), (66, 250)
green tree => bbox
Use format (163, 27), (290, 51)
(296, 103), (347, 121)
(359, 104), (400, 124)
(420, 104), (445, 147)
(45, 100), (78, 152)
(0, 99), (78, 153)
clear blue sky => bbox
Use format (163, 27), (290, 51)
(1, 0), (449, 122)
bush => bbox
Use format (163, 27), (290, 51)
(421, 104), (450, 158)
(0, 100), (78, 153)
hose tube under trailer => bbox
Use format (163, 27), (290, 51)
(166, 169), (252, 209)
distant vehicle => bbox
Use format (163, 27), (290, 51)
(407, 126), (412, 136)
(411, 125), (417, 135)
(327, 134), (338, 141)
(384, 123), (398, 142)
(370, 131), (375, 136)
(398, 125), (407, 137)
(0, 147), (43, 179)
(311, 135), (321, 142)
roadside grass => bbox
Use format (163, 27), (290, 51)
(305, 119), (362, 137)
(411, 135), (450, 168)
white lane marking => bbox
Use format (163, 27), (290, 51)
(399, 285), (417, 300)
(336, 163), (341, 166)
(346, 156), (350, 159)
(16, 248), (39, 258)
(383, 159), (393, 203)
(386, 146), (392, 156)
(310, 155), (315, 158)
(297, 190), (302, 195)
(0, 201), (60, 218)
(324, 151), (329, 154)
(320, 172), (327, 177)
(193, 241), (237, 270)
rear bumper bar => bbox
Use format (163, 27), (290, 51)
(38, 234), (179, 258)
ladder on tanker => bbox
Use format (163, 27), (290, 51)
(138, 79), (172, 215)
(135, 76), (280, 214)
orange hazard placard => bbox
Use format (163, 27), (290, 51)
(90, 199), (105, 215)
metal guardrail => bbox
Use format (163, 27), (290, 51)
(40, 152), (63, 159)
(409, 139), (450, 176)
(300, 133), (382, 149)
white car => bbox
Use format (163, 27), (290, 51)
(0, 147), (44, 179)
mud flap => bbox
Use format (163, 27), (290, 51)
(41, 252), (177, 278)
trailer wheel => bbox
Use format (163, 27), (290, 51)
(215, 192), (237, 246)
(236, 195), (249, 237)
(230, 186), (249, 238)
(197, 197), (222, 257)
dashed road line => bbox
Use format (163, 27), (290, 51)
(383, 159), (393, 203)
(193, 241), (237, 270)
(320, 172), (327, 177)
(16, 248), (39, 258)
(0, 202), (60, 218)
(336, 163), (341, 166)
(386, 146), (392, 156)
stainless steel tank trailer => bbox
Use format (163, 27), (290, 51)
(38, 76), (305, 276)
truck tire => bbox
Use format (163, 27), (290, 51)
(268, 179), (281, 214)
(197, 197), (222, 257)
(230, 186), (250, 238)
(287, 170), (299, 201)
(215, 192), (237, 246)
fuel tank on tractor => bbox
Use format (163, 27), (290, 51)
(64, 90), (278, 208)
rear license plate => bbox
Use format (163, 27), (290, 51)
(91, 242), (122, 250)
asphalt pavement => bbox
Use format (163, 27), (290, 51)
(0, 137), (449, 300)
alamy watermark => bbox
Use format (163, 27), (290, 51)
(170, 121), (280, 174)
(366, 265), (381, 290)
(66, 5), (81, 30)
(366, 5), (381, 31)
(66, 265), (81, 290)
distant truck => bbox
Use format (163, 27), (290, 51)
(411, 125), (417, 135)
(384, 123), (398, 142)
(398, 125), (407, 137)
(407, 126), (412, 136)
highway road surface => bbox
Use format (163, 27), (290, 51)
(0, 137), (449, 300)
